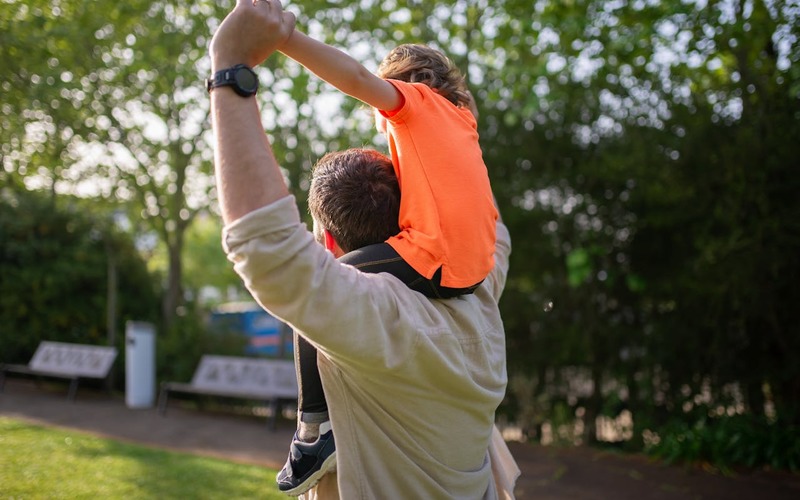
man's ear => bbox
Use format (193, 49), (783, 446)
(323, 229), (337, 252)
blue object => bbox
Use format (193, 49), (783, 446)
(210, 302), (293, 357)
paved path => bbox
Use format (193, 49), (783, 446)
(2, 379), (799, 499)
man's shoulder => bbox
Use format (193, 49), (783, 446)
(222, 195), (302, 252)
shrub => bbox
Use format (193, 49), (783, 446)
(0, 189), (158, 365)
(646, 412), (800, 472)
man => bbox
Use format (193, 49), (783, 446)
(209, 1), (516, 498)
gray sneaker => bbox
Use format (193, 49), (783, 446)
(276, 429), (337, 496)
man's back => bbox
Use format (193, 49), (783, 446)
(223, 196), (511, 498)
(209, 3), (512, 496)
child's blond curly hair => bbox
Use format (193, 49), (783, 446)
(377, 44), (470, 108)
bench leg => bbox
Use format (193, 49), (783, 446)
(268, 398), (289, 431)
(67, 378), (79, 402)
(0, 369), (5, 393)
(157, 387), (169, 416)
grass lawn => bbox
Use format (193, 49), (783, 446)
(0, 416), (284, 499)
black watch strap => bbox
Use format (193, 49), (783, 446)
(206, 64), (259, 97)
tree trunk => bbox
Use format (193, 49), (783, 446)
(626, 367), (644, 450)
(162, 240), (183, 328)
(584, 365), (603, 445)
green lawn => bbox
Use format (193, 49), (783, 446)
(0, 416), (285, 499)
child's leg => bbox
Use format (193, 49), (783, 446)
(277, 332), (336, 494)
(339, 243), (482, 298)
(294, 332), (329, 438)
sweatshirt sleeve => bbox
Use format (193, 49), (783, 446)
(483, 221), (511, 304)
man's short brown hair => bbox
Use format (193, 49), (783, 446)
(308, 148), (401, 253)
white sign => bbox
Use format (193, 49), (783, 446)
(29, 341), (118, 378)
(191, 355), (298, 399)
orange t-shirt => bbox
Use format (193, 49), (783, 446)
(379, 80), (497, 288)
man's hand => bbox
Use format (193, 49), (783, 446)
(210, 0), (296, 71)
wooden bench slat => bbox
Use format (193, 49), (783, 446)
(1, 342), (118, 401)
(157, 355), (298, 430)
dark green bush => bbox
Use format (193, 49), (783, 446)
(647, 412), (800, 473)
(0, 189), (158, 365)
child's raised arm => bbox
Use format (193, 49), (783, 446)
(280, 30), (401, 112)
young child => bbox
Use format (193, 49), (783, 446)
(275, 29), (498, 496)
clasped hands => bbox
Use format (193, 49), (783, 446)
(210, 0), (296, 71)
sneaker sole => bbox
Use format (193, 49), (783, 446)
(282, 451), (338, 497)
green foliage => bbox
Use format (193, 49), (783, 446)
(175, 214), (245, 304)
(0, 1), (151, 190)
(480, 0), (800, 472)
(647, 413), (800, 473)
(1, 0), (237, 326)
(0, 188), (158, 364)
(0, 417), (283, 499)
(155, 305), (247, 385)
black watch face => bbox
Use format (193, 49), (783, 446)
(235, 67), (258, 93)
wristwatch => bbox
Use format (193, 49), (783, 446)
(206, 64), (259, 97)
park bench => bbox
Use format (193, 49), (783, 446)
(157, 354), (298, 429)
(0, 341), (118, 401)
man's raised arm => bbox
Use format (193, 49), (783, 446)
(209, 0), (295, 224)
